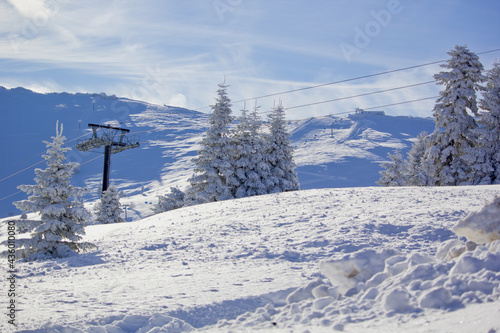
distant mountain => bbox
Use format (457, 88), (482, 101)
(0, 87), (434, 217)
(0, 87), (208, 217)
(291, 112), (435, 189)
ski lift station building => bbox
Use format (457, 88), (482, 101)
(352, 108), (385, 116)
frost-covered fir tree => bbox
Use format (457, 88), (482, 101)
(13, 122), (95, 259)
(186, 83), (236, 204)
(264, 103), (300, 193)
(94, 185), (124, 224)
(152, 187), (185, 214)
(232, 104), (270, 198)
(405, 132), (433, 186)
(423, 45), (486, 186)
(469, 61), (500, 184)
(377, 151), (406, 186)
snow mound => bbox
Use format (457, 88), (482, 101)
(452, 196), (500, 244)
(209, 242), (500, 331)
(92, 314), (194, 333)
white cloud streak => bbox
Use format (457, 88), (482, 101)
(0, 0), (499, 119)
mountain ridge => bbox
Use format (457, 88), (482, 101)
(0, 86), (435, 217)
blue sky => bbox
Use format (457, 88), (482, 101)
(1, 0), (499, 119)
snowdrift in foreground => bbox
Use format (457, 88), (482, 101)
(212, 240), (500, 332)
(208, 195), (500, 332)
(452, 195), (500, 244)
(154, 192), (500, 332)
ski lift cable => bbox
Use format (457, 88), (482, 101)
(256, 95), (440, 116)
(194, 47), (500, 112)
(2, 131), (93, 172)
(66, 131), (93, 144)
(0, 160), (45, 183)
(0, 154), (105, 202)
(0, 191), (23, 202)
(280, 80), (435, 112)
(79, 154), (103, 166)
(0, 137), (110, 184)
(362, 96), (441, 111)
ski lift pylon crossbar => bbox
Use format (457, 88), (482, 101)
(87, 123), (130, 132)
(75, 123), (140, 194)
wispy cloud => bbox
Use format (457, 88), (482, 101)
(1, 0), (499, 119)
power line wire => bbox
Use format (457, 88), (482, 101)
(362, 96), (440, 111)
(195, 47), (500, 111)
(0, 191), (22, 202)
(283, 80), (435, 111)
(0, 160), (45, 183)
(0, 154), (104, 202)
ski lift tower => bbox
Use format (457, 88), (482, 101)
(76, 124), (140, 194)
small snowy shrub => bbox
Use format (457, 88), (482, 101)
(95, 185), (124, 224)
(152, 187), (185, 214)
(377, 151), (406, 186)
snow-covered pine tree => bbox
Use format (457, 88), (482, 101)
(264, 102), (300, 193)
(423, 45), (486, 186)
(249, 104), (274, 194)
(232, 104), (269, 198)
(377, 151), (406, 186)
(470, 61), (500, 184)
(152, 187), (185, 213)
(405, 131), (433, 186)
(94, 185), (124, 224)
(185, 83), (236, 204)
(13, 122), (95, 259)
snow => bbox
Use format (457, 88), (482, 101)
(2, 185), (500, 332)
(452, 195), (500, 244)
(1, 85), (499, 332)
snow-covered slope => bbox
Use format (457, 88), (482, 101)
(0, 87), (208, 217)
(0, 87), (434, 218)
(1, 185), (499, 332)
(291, 113), (434, 188)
